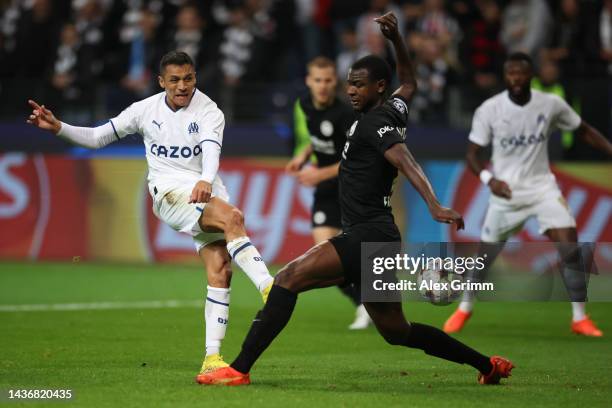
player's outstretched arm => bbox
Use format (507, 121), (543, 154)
(26, 99), (118, 149)
(384, 143), (464, 230)
(466, 142), (511, 199)
(375, 12), (416, 102)
(576, 122), (612, 157)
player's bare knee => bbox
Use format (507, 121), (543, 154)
(274, 261), (302, 291)
(224, 207), (245, 231)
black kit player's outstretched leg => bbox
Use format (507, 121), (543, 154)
(197, 241), (513, 386)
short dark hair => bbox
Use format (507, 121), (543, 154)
(351, 55), (392, 86)
(307, 56), (336, 72)
(159, 51), (195, 74)
(505, 52), (533, 69)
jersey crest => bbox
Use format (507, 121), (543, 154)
(188, 122), (199, 135)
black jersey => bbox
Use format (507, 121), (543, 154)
(338, 95), (410, 227)
(295, 95), (354, 197)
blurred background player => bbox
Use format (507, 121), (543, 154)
(286, 56), (371, 330)
(444, 52), (612, 337)
(26, 51), (274, 376)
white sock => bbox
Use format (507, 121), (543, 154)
(205, 286), (230, 356)
(458, 289), (475, 313)
(458, 300), (474, 313)
(571, 302), (586, 322)
(226, 236), (273, 292)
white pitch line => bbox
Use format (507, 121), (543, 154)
(0, 300), (202, 312)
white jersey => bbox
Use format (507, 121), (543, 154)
(469, 89), (581, 203)
(109, 89), (224, 193)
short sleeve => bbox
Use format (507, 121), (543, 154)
(387, 94), (410, 124)
(108, 103), (142, 139)
(360, 109), (405, 155)
(468, 105), (492, 146)
(552, 94), (581, 131)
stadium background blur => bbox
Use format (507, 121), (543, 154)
(0, 0), (610, 266)
(0, 2), (611, 406)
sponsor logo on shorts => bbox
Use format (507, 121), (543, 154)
(313, 211), (327, 225)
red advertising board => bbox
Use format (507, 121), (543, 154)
(0, 153), (89, 260)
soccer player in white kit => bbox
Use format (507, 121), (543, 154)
(444, 52), (612, 337)
(26, 51), (275, 374)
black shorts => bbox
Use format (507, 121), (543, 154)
(329, 222), (401, 285)
(311, 196), (342, 229)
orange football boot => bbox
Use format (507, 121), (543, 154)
(196, 366), (250, 386)
(571, 316), (603, 337)
(478, 356), (515, 385)
(443, 309), (472, 333)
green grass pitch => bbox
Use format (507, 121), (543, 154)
(1, 262), (611, 407)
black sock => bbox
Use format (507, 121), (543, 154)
(338, 283), (361, 306)
(405, 323), (492, 374)
(231, 285), (297, 374)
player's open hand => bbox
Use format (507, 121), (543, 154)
(430, 205), (465, 231)
(489, 179), (512, 199)
(296, 166), (321, 187)
(189, 180), (213, 203)
(26, 100), (61, 134)
(374, 12), (400, 41)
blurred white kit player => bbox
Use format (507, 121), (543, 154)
(470, 89), (579, 241)
(444, 79), (609, 337)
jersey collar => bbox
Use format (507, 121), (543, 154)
(164, 88), (197, 113)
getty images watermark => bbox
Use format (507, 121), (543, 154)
(360, 242), (610, 303)
(371, 252), (492, 292)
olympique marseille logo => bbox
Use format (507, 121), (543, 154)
(188, 122), (199, 135)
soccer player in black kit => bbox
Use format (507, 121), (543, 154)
(198, 13), (514, 386)
(286, 56), (370, 329)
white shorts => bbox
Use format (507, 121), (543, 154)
(151, 178), (230, 252)
(481, 186), (576, 242)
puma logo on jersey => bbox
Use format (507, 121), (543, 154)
(152, 120), (163, 130)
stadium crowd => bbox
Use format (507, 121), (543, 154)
(1, 0), (610, 137)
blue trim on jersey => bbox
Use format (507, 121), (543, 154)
(164, 95), (178, 112)
(199, 139), (222, 148)
(195, 207), (203, 213)
(206, 297), (229, 307)
(230, 242), (252, 259)
(109, 119), (120, 140)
